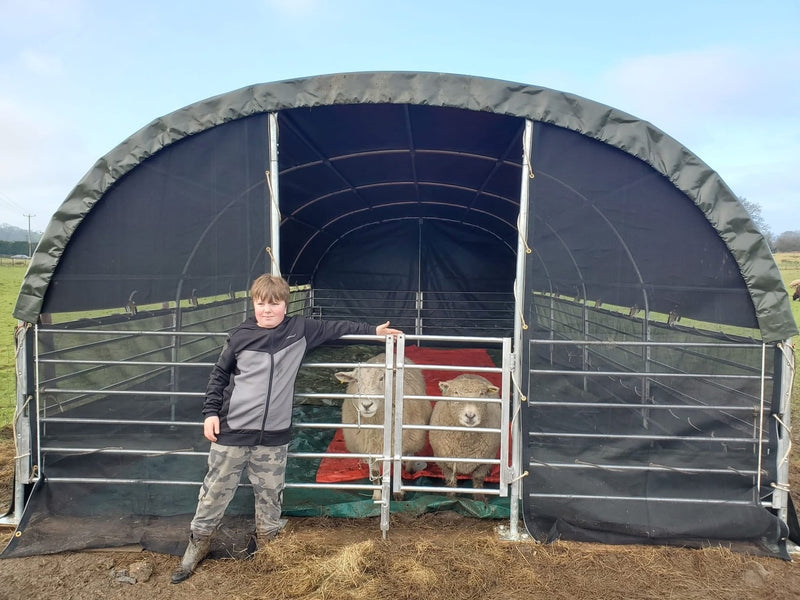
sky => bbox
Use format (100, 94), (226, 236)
(1, 0), (798, 236)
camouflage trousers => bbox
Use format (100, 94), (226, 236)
(190, 442), (288, 538)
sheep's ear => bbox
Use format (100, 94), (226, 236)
(438, 381), (451, 394)
(488, 385), (500, 394)
(335, 371), (356, 384)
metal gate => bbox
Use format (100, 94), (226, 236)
(9, 318), (519, 542)
(518, 293), (793, 550)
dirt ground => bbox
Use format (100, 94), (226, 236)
(1, 426), (800, 600)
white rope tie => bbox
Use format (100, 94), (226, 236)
(513, 284), (528, 331)
(773, 413), (792, 468)
(508, 470), (529, 484)
(265, 246), (281, 277)
(354, 398), (363, 429)
(771, 481), (791, 493)
(516, 140), (532, 254)
(516, 212), (532, 256)
(776, 341), (796, 401)
(511, 371), (527, 403)
(523, 140), (535, 180)
(264, 170), (281, 220)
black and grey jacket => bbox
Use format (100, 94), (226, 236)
(203, 315), (374, 446)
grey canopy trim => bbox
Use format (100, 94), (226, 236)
(14, 71), (797, 341)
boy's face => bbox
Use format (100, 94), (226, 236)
(253, 297), (287, 329)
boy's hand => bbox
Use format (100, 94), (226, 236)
(204, 415), (220, 442)
(376, 321), (403, 337)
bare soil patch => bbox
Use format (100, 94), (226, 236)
(1, 425), (799, 600)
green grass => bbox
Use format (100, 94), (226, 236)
(774, 253), (800, 416)
(0, 263), (27, 426)
(1, 257), (799, 429)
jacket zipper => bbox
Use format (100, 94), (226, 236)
(257, 341), (275, 445)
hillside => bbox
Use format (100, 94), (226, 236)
(0, 223), (43, 243)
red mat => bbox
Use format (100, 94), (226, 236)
(316, 345), (504, 484)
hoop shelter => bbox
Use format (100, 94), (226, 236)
(6, 72), (798, 559)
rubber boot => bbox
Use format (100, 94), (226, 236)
(243, 533), (259, 559)
(243, 529), (275, 559)
(171, 533), (212, 584)
(244, 518), (288, 558)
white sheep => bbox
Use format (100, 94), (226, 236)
(429, 374), (501, 503)
(335, 354), (432, 500)
(790, 278), (800, 301)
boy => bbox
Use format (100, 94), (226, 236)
(172, 274), (401, 583)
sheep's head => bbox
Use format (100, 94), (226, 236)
(335, 361), (387, 418)
(790, 279), (800, 301)
(438, 375), (500, 428)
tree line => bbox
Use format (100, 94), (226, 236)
(774, 231), (800, 252)
(0, 241), (33, 256)
(738, 198), (800, 252)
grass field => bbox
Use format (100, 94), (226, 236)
(0, 263), (26, 425)
(0, 257), (798, 429)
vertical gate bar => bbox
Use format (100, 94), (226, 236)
(416, 218), (423, 336)
(416, 291), (423, 337)
(641, 306), (651, 430)
(379, 334), (395, 539)
(34, 323), (42, 485)
(549, 296), (554, 365)
(582, 301), (589, 392)
(501, 339), (513, 515)
(170, 311), (181, 423)
(755, 342), (767, 503)
(498, 337), (511, 493)
(393, 335), (407, 500)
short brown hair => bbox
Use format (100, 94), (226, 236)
(250, 274), (290, 304)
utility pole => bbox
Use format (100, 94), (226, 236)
(24, 213), (35, 257)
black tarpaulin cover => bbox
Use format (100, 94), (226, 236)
(13, 71), (796, 341)
(8, 72), (798, 558)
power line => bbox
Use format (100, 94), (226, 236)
(24, 213), (36, 257)
(0, 191), (26, 212)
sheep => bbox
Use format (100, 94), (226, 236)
(335, 354), (432, 500)
(429, 374), (501, 503)
(790, 279), (800, 301)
